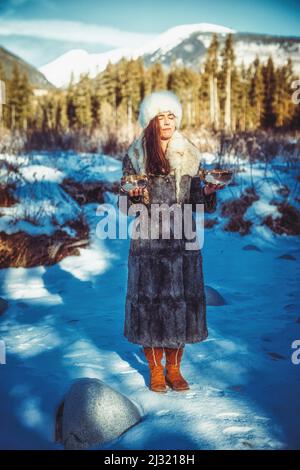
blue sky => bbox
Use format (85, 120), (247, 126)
(0, 0), (299, 68)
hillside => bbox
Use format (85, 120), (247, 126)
(0, 45), (55, 90)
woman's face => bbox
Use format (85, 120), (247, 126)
(157, 111), (176, 140)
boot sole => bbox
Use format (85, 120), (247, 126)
(165, 378), (190, 391)
(150, 388), (168, 393)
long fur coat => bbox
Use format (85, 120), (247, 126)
(118, 129), (217, 348)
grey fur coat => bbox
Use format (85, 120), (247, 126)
(118, 129), (217, 348)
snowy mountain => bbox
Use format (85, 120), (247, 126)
(142, 30), (300, 73)
(136, 23), (236, 57)
(39, 47), (133, 89)
(39, 23), (300, 88)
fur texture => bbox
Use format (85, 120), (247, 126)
(127, 129), (201, 201)
(120, 130), (217, 348)
(138, 90), (183, 129)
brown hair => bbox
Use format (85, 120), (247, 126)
(143, 116), (171, 175)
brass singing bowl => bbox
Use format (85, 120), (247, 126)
(120, 174), (148, 190)
(120, 174), (150, 204)
(198, 169), (234, 186)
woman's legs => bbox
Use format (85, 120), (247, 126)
(142, 343), (190, 392)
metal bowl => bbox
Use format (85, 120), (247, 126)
(120, 174), (149, 193)
(198, 169), (234, 186)
(120, 174), (150, 204)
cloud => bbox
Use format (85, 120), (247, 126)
(0, 19), (155, 49)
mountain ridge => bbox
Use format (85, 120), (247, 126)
(37, 22), (300, 87)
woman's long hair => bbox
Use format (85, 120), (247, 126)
(143, 116), (171, 175)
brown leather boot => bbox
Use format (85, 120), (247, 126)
(165, 346), (190, 391)
(143, 347), (167, 393)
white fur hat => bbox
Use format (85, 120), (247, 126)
(138, 90), (182, 129)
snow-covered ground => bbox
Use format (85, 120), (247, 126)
(0, 151), (300, 449)
(0, 151), (120, 236)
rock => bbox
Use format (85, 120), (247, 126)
(284, 304), (295, 311)
(242, 244), (262, 252)
(0, 298), (8, 316)
(261, 336), (272, 342)
(205, 286), (227, 306)
(56, 378), (142, 450)
(267, 352), (286, 361)
(276, 253), (296, 260)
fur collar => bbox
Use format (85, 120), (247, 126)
(127, 129), (201, 200)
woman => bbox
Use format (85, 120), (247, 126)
(118, 90), (224, 394)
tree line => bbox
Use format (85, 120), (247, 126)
(0, 33), (299, 138)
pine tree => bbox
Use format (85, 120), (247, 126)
(127, 58), (145, 123)
(275, 57), (295, 128)
(8, 64), (33, 130)
(203, 33), (220, 130)
(73, 73), (92, 130)
(261, 56), (277, 128)
(149, 62), (167, 91)
(98, 61), (118, 130)
(249, 57), (264, 129)
(66, 71), (77, 129)
(232, 63), (249, 131)
(219, 34), (235, 133)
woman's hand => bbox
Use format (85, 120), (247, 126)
(203, 182), (226, 196)
(128, 187), (146, 198)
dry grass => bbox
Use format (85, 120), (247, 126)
(2, 125), (300, 161)
(262, 202), (300, 235)
(61, 178), (119, 205)
(220, 187), (259, 236)
(0, 183), (18, 207)
(0, 216), (89, 268)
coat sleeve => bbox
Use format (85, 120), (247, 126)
(189, 167), (217, 214)
(117, 153), (144, 215)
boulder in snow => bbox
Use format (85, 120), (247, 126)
(56, 378), (142, 450)
(276, 253), (296, 261)
(242, 244), (262, 252)
(205, 286), (227, 306)
(267, 351), (287, 361)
